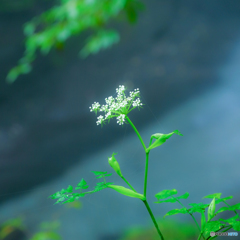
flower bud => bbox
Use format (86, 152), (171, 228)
(108, 152), (123, 178)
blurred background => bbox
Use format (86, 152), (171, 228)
(0, 0), (240, 239)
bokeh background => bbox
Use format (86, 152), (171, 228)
(0, 0), (240, 239)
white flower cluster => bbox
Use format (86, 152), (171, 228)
(89, 85), (143, 126)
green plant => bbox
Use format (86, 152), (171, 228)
(49, 85), (240, 239)
(7, 0), (144, 83)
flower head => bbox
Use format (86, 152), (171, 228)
(90, 85), (143, 126)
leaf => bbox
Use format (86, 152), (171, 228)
(154, 198), (177, 204)
(202, 221), (223, 237)
(155, 189), (177, 200)
(216, 206), (229, 214)
(216, 203), (240, 214)
(76, 178), (89, 190)
(80, 29), (120, 58)
(216, 196), (233, 204)
(48, 191), (61, 199)
(203, 193), (221, 199)
(104, 173), (112, 177)
(176, 192), (189, 200)
(66, 185), (73, 193)
(60, 188), (68, 194)
(232, 221), (240, 231)
(208, 197), (216, 221)
(188, 203), (209, 214)
(108, 185), (145, 200)
(108, 152), (123, 177)
(91, 171), (108, 175)
(219, 213), (240, 225)
(147, 130), (183, 151)
(164, 208), (188, 218)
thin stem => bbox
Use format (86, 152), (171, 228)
(143, 200), (164, 240)
(121, 176), (137, 192)
(125, 116), (147, 152)
(144, 152), (149, 197)
(174, 198), (202, 234)
(198, 232), (204, 240)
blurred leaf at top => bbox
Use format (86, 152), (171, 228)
(6, 0), (145, 83)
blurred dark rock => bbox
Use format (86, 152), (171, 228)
(1, 0), (240, 205)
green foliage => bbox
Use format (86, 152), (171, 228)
(108, 152), (123, 178)
(154, 189), (240, 239)
(49, 85), (240, 239)
(108, 185), (145, 200)
(147, 130), (183, 151)
(7, 0), (145, 83)
(48, 171), (114, 205)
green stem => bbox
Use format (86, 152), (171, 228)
(121, 176), (137, 192)
(198, 232), (204, 240)
(143, 200), (164, 240)
(125, 116), (147, 152)
(125, 115), (164, 239)
(175, 198), (202, 234)
(144, 152), (149, 197)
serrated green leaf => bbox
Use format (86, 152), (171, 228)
(64, 196), (76, 203)
(188, 203), (209, 214)
(147, 130), (182, 151)
(66, 185), (73, 193)
(80, 30), (120, 58)
(189, 203), (209, 208)
(108, 185), (145, 200)
(155, 189), (177, 200)
(48, 192), (61, 199)
(76, 178), (89, 190)
(91, 171), (107, 175)
(188, 206), (205, 214)
(216, 203), (240, 214)
(96, 175), (104, 179)
(176, 192), (189, 200)
(230, 203), (240, 211)
(104, 173), (112, 177)
(164, 208), (188, 218)
(56, 197), (65, 203)
(208, 197), (216, 221)
(232, 221), (240, 231)
(216, 206), (229, 214)
(219, 213), (239, 224)
(202, 221), (223, 237)
(154, 198), (177, 204)
(216, 196), (233, 204)
(60, 188), (68, 194)
(203, 193), (222, 199)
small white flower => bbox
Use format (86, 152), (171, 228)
(90, 85), (143, 126)
(100, 104), (108, 112)
(96, 115), (104, 125)
(116, 114), (125, 125)
(89, 102), (100, 112)
(105, 111), (111, 119)
(132, 98), (143, 107)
